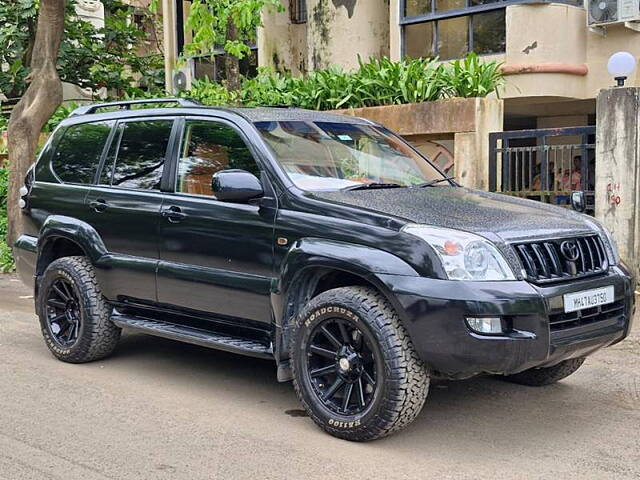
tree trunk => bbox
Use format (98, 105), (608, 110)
(225, 17), (241, 92)
(6, 0), (65, 246)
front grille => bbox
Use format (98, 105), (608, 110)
(513, 235), (608, 284)
(549, 299), (625, 331)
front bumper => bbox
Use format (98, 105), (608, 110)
(378, 265), (634, 379)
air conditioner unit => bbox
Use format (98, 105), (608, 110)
(172, 59), (195, 94)
(586, 0), (640, 27)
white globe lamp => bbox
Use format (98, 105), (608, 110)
(607, 52), (637, 87)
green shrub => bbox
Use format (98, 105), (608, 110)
(0, 163), (14, 273)
(186, 53), (502, 110)
(441, 53), (504, 98)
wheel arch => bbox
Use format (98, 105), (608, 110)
(272, 238), (419, 362)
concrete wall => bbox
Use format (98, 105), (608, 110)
(595, 87), (640, 279)
(259, 3), (309, 75)
(259, 0), (390, 73)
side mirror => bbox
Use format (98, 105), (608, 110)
(571, 191), (586, 213)
(212, 169), (263, 202)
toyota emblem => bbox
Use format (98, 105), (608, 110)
(560, 241), (580, 262)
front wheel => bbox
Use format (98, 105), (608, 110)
(290, 287), (429, 441)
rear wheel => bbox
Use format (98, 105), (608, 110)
(37, 256), (121, 363)
(502, 358), (586, 386)
(290, 287), (429, 441)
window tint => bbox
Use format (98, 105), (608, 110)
(110, 120), (173, 190)
(176, 120), (260, 197)
(51, 122), (113, 184)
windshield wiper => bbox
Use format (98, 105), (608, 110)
(341, 182), (404, 191)
(414, 177), (456, 188)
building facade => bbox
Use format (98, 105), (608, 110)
(257, 1), (640, 131)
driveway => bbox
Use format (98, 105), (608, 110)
(1, 274), (639, 479)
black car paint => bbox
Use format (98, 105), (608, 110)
(14, 106), (634, 380)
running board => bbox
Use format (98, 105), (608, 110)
(111, 315), (273, 359)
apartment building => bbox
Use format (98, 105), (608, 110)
(162, 1), (640, 203)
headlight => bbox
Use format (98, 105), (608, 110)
(402, 225), (516, 281)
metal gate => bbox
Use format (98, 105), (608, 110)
(488, 126), (596, 213)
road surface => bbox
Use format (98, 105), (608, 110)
(1, 274), (639, 479)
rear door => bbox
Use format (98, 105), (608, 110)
(86, 117), (177, 304)
(156, 117), (277, 325)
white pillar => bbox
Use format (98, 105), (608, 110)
(595, 87), (640, 279)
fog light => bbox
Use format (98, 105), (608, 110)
(465, 317), (503, 335)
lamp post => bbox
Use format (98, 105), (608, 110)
(607, 52), (637, 87)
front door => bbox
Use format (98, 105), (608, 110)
(157, 118), (276, 325)
(86, 118), (176, 303)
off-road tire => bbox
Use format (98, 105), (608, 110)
(290, 286), (429, 441)
(503, 358), (586, 386)
(37, 256), (121, 363)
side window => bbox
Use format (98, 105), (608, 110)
(51, 121), (113, 184)
(176, 120), (260, 197)
(106, 119), (174, 190)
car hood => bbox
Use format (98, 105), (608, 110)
(313, 186), (597, 243)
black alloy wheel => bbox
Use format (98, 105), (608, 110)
(45, 277), (82, 348)
(304, 317), (378, 416)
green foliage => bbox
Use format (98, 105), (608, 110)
(184, 0), (284, 61)
(441, 53), (504, 98)
(182, 79), (239, 105)
(0, 164), (14, 273)
(43, 102), (79, 133)
(0, 0), (164, 100)
(186, 54), (503, 110)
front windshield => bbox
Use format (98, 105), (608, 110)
(254, 120), (447, 191)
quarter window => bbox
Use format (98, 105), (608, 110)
(176, 120), (260, 197)
(103, 120), (174, 190)
(51, 122), (113, 184)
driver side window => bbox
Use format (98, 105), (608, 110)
(176, 120), (261, 197)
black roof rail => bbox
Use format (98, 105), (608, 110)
(69, 98), (202, 117)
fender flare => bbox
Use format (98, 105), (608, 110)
(36, 215), (108, 275)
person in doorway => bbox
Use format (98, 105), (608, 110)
(559, 156), (582, 192)
(532, 161), (555, 191)
(556, 156), (582, 205)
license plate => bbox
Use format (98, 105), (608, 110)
(563, 286), (614, 313)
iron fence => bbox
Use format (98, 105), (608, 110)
(489, 126), (596, 213)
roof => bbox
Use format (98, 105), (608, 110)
(67, 99), (372, 125)
(221, 106), (371, 124)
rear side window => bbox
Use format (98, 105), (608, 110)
(51, 122), (113, 184)
(101, 119), (174, 190)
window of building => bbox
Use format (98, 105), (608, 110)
(51, 122), (114, 185)
(402, 0), (507, 60)
(176, 120), (260, 197)
(103, 120), (174, 190)
(290, 0), (307, 24)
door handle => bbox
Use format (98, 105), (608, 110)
(161, 206), (187, 223)
(89, 199), (108, 213)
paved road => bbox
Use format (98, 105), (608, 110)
(1, 274), (639, 480)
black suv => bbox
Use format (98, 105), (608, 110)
(14, 99), (634, 441)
